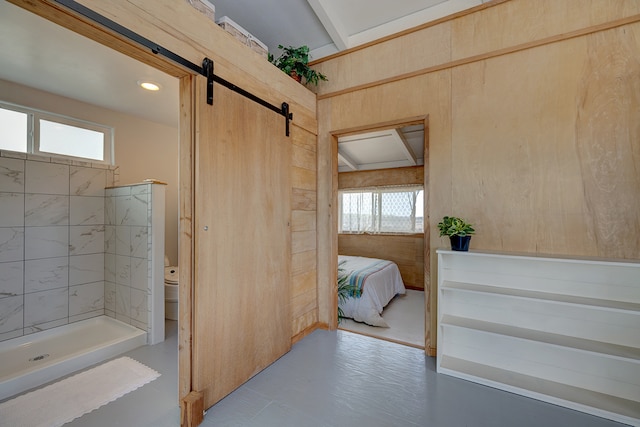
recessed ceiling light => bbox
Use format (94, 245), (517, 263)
(138, 80), (161, 91)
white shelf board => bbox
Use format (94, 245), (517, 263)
(439, 356), (640, 426)
(440, 315), (640, 361)
(436, 248), (640, 267)
(441, 280), (640, 313)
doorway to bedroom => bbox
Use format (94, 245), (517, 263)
(333, 117), (429, 349)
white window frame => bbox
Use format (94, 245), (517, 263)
(0, 101), (114, 164)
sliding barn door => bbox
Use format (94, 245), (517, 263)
(192, 76), (292, 409)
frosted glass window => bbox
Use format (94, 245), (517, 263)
(0, 107), (28, 153)
(39, 119), (104, 161)
(0, 101), (112, 164)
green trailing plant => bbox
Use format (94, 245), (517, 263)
(268, 45), (328, 86)
(337, 260), (360, 323)
(437, 216), (475, 237)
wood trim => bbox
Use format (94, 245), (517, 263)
(309, 0), (510, 65)
(338, 167), (424, 190)
(291, 322), (321, 345)
(426, 345), (437, 357)
(180, 391), (204, 427)
(423, 116), (432, 356)
(178, 76), (196, 405)
(317, 322), (331, 330)
(330, 115), (428, 138)
(317, 13), (640, 101)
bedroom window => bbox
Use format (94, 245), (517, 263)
(339, 185), (424, 234)
(0, 101), (113, 164)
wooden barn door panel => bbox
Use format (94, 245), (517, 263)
(193, 76), (291, 409)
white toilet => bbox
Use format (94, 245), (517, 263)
(164, 256), (179, 321)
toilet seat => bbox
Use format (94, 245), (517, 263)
(164, 266), (179, 285)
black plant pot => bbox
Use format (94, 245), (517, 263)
(450, 235), (471, 251)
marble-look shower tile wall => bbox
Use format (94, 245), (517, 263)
(104, 183), (155, 334)
(0, 151), (117, 342)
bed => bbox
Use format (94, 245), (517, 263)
(338, 255), (406, 327)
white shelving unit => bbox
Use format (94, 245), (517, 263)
(436, 249), (640, 426)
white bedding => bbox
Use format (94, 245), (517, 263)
(338, 255), (406, 327)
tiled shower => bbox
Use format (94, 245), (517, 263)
(0, 151), (164, 345)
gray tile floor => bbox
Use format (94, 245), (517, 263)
(66, 320), (626, 427)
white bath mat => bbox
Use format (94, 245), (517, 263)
(0, 356), (160, 427)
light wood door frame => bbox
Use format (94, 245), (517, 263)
(329, 115), (431, 352)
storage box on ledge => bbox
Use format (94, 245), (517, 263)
(216, 16), (269, 59)
(186, 0), (215, 21)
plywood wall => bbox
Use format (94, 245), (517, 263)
(291, 125), (319, 341)
(339, 234), (424, 290)
(338, 166), (424, 189)
(313, 0), (640, 352)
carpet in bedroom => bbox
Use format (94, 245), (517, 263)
(338, 288), (425, 348)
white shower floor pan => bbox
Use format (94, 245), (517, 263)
(0, 316), (147, 401)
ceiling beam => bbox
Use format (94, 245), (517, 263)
(307, 0), (349, 51)
(337, 150), (358, 171)
(390, 129), (417, 165)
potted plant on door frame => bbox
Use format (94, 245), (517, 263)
(268, 44), (328, 86)
(437, 216), (475, 251)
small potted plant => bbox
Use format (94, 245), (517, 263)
(269, 45), (328, 86)
(437, 216), (475, 251)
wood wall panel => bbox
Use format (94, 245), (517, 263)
(292, 250), (316, 276)
(292, 210), (316, 232)
(315, 0), (640, 354)
(293, 144), (317, 170)
(451, 0), (640, 61)
(292, 310), (318, 342)
(292, 230), (317, 254)
(339, 166), (424, 189)
(290, 126), (319, 340)
(292, 167), (316, 191)
(575, 26), (640, 258)
(339, 234), (425, 290)
(292, 269), (316, 298)
(292, 288), (317, 318)
(312, 23), (452, 96)
(292, 188), (317, 211)
(292, 125), (317, 153)
(311, 0), (640, 98)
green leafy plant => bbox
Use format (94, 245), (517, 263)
(268, 45), (328, 86)
(337, 260), (359, 323)
(437, 216), (475, 237)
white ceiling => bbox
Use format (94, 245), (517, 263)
(212, 0), (487, 59)
(0, 0), (483, 167)
(0, 0), (179, 127)
(338, 125), (424, 172)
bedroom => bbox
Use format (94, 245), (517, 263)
(334, 123), (427, 348)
